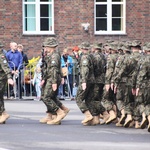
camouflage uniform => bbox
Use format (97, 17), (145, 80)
(76, 42), (95, 113)
(114, 40), (142, 127)
(101, 42), (118, 111)
(0, 43), (12, 116)
(90, 43), (106, 116)
(136, 43), (150, 131)
(40, 37), (69, 125)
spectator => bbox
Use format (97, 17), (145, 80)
(59, 48), (73, 98)
(6, 42), (23, 99)
(32, 66), (42, 101)
(17, 44), (29, 98)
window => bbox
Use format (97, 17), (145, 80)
(95, 0), (126, 35)
(23, 0), (54, 35)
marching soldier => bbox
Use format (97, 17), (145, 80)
(136, 42), (150, 132)
(75, 42), (95, 125)
(40, 37), (69, 125)
(114, 40), (142, 127)
(0, 42), (14, 124)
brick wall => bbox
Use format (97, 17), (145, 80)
(0, 0), (149, 58)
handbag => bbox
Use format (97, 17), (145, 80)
(61, 67), (68, 76)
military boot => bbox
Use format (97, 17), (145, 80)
(147, 115), (150, 132)
(50, 108), (66, 124)
(39, 113), (53, 123)
(0, 111), (10, 123)
(105, 110), (117, 124)
(60, 105), (70, 114)
(124, 114), (132, 128)
(90, 116), (100, 126)
(119, 109), (126, 124)
(129, 120), (135, 128)
(116, 121), (123, 127)
(82, 120), (91, 126)
(102, 111), (110, 123)
(81, 110), (93, 124)
(135, 121), (141, 129)
(140, 112), (147, 129)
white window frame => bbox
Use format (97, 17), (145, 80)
(94, 0), (126, 35)
(22, 0), (54, 35)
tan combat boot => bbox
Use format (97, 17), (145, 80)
(39, 113), (53, 124)
(116, 120), (123, 127)
(140, 112), (147, 129)
(90, 116), (100, 126)
(102, 111), (110, 122)
(49, 108), (66, 124)
(82, 120), (91, 126)
(60, 105), (70, 114)
(129, 120), (135, 128)
(119, 109), (126, 124)
(135, 121), (141, 129)
(147, 115), (150, 132)
(124, 114), (132, 128)
(0, 111), (10, 124)
(81, 110), (93, 124)
(105, 110), (117, 124)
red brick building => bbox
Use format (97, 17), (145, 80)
(0, 0), (149, 58)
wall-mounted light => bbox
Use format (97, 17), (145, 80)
(81, 22), (90, 31)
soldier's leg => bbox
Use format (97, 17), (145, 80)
(76, 83), (93, 124)
(0, 79), (9, 124)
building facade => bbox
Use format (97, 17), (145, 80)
(0, 0), (149, 58)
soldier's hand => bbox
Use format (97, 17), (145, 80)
(8, 79), (14, 86)
(40, 80), (45, 87)
(132, 88), (136, 95)
(82, 83), (86, 90)
(136, 88), (139, 96)
(114, 86), (117, 93)
(111, 83), (114, 90)
(52, 84), (57, 91)
(105, 84), (110, 91)
(61, 78), (64, 85)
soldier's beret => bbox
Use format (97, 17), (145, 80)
(92, 43), (103, 50)
(109, 41), (118, 50)
(143, 42), (150, 51)
(130, 40), (141, 47)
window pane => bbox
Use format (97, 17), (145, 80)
(25, 18), (36, 31)
(24, 0), (35, 2)
(25, 4), (36, 31)
(96, 19), (107, 31)
(112, 0), (123, 2)
(112, 5), (122, 17)
(96, 0), (107, 2)
(40, 4), (52, 31)
(112, 18), (123, 30)
(40, 0), (52, 2)
(96, 5), (107, 17)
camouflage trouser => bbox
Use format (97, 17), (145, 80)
(120, 85), (134, 115)
(90, 83), (105, 116)
(76, 83), (95, 114)
(101, 85), (115, 111)
(41, 79), (62, 114)
(133, 88), (146, 121)
(144, 86), (150, 116)
(0, 78), (7, 114)
(116, 83), (126, 111)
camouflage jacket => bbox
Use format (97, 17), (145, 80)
(79, 53), (95, 84)
(136, 54), (150, 88)
(114, 52), (141, 88)
(105, 53), (118, 84)
(43, 51), (62, 84)
(93, 51), (106, 84)
(0, 50), (12, 80)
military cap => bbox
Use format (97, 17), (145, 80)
(121, 44), (130, 51)
(103, 40), (114, 47)
(109, 41), (118, 50)
(143, 42), (150, 51)
(130, 40), (141, 47)
(92, 43), (103, 50)
(0, 41), (4, 48)
(79, 42), (90, 50)
(43, 37), (58, 48)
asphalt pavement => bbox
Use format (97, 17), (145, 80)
(0, 99), (150, 150)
